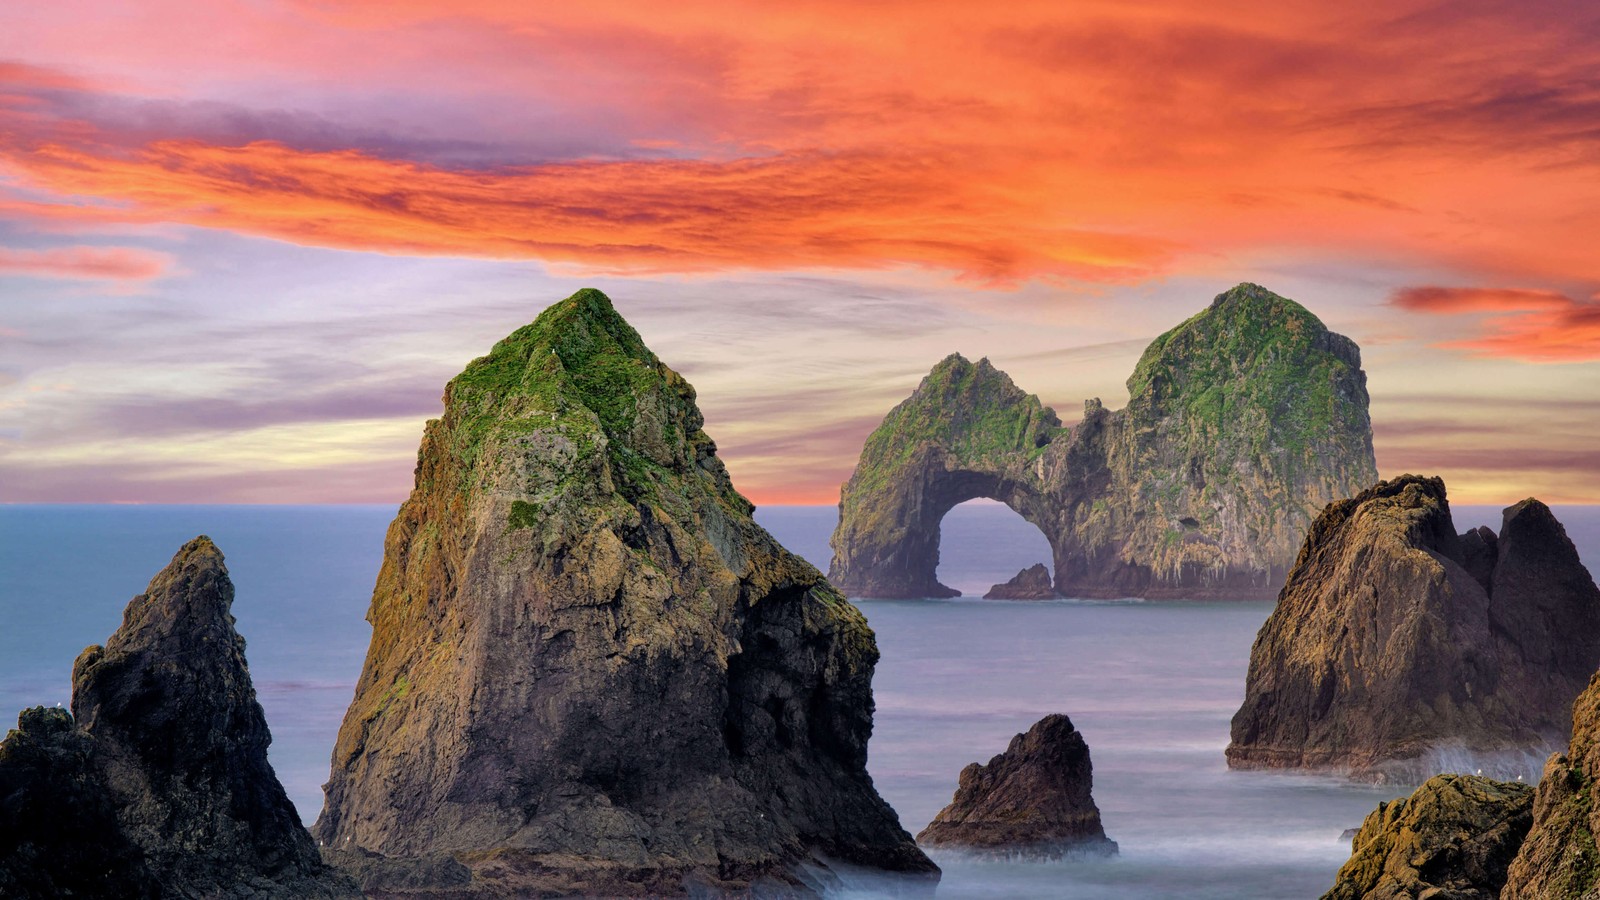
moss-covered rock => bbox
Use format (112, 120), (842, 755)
(1502, 673), (1600, 899)
(314, 289), (936, 896)
(829, 283), (1377, 599)
(1322, 774), (1534, 900)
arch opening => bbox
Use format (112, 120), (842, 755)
(936, 499), (1054, 598)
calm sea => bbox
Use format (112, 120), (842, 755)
(3, 502), (1597, 899)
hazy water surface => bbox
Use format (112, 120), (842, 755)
(2, 501), (1597, 898)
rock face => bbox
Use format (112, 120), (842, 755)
(917, 714), (1116, 858)
(313, 289), (935, 896)
(1228, 475), (1600, 777)
(1501, 672), (1600, 898)
(983, 563), (1060, 600)
(1322, 774), (1534, 900)
(829, 283), (1377, 600)
(0, 537), (349, 899)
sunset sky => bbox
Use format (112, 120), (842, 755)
(3, 1), (1599, 505)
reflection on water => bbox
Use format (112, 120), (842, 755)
(2, 501), (1597, 898)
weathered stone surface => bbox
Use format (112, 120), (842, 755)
(1321, 774), (1533, 900)
(1228, 475), (1600, 777)
(983, 563), (1060, 600)
(0, 537), (351, 899)
(917, 714), (1116, 858)
(1502, 672), (1600, 899)
(314, 289), (936, 896)
(829, 283), (1377, 600)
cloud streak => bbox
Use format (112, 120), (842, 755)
(1390, 286), (1600, 361)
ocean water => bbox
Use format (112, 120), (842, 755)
(2, 501), (1597, 898)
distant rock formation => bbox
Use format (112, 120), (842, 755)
(917, 714), (1117, 858)
(0, 537), (351, 899)
(1502, 672), (1600, 898)
(1228, 475), (1600, 778)
(1321, 774), (1534, 900)
(313, 289), (936, 896)
(983, 563), (1061, 600)
(829, 283), (1377, 600)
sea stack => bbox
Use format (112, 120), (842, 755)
(829, 283), (1377, 600)
(983, 563), (1061, 600)
(313, 289), (936, 896)
(1228, 475), (1600, 778)
(1321, 774), (1534, 900)
(917, 714), (1117, 858)
(0, 537), (350, 899)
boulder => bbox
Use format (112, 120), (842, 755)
(917, 714), (1117, 858)
(983, 563), (1061, 600)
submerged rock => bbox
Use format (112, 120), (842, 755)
(829, 283), (1377, 600)
(917, 714), (1117, 858)
(1322, 774), (1534, 900)
(314, 289), (936, 896)
(0, 537), (351, 899)
(1228, 476), (1600, 777)
(983, 563), (1060, 600)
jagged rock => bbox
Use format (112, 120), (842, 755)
(1228, 475), (1600, 777)
(1321, 774), (1534, 900)
(828, 283), (1377, 600)
(983, 563), (1061, 600)
(0, 537), (352, 899)
(917, 714), (1117, 858)
(1501, 672), (1600, 898)
(313, 289), (936, 897)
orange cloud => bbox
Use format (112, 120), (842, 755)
(1390, 286), (1600, 362)
(0, 245), (174, 282)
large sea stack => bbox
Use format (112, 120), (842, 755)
(828, 283), (1377, 600)
(313, 289), (935, 896)
(1228, 475), (1600, 778)
(0, 537), (350, 899)
(917, 714), (1116, 858)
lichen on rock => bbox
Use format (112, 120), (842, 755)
(313, 288), (935, 896)
(828, 283), (1377, 600)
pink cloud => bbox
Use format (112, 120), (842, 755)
(0, 245), (175, 282)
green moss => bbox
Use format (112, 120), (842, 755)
(369, 674), (412, 720)
(507, 500), (541, 530)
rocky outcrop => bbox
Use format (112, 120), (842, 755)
(1228, 475), (1600, 777)
(916, 714), (1116, 858)
(1501, 673), (1600, 898)
(0, 537), (351, 899)
(983, 563), (1061, 600)
(829, 283), (1377, 600)
(313, 289), (935, 896)
(1321, 774), (1534, 900)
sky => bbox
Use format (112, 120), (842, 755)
(2, 1), (1599, 506)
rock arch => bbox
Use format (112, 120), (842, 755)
(829, 284), (1380, 601)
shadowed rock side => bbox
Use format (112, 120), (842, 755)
(829, 283), (1377, 600)
(1321, 774), (1533, 900)
(0, 537), (352, 899)
(983, 563), (1060, 600)
(1502, 673), (1600, 899)
(1228, 475), (1600, 778)
(313, 289), (936, 897)
(917, 714), (1116, 858)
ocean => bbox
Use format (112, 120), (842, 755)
(3, 501), (1597, 898)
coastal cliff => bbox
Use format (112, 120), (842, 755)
(0, 538), (350, 899)
(313, 289), (935, 896)
(829, 283), (1377, 600)
(1228, 475), (1600, 777)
